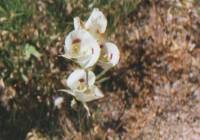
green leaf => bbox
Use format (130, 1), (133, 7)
(24, 44), (41, 60)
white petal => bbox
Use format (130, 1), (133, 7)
(99, 42), (120, 69)
(74, 17), (82, 30)
(64, 29), (89, 53)
(83, 43), (100, 68)
(60, 86), (104, 103)
(67, 69), (85, 89)
(74, 86), (104, 102)
(93, 86), (104, 98)
(104, 42), (120, 65)
(85, 8), (107, 34)
(66, 69), (96, 90)
(64, 29), (100, 68)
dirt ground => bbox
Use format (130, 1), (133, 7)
(93, 1), (200, 139)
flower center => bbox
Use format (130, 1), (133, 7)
(71, 38), (81, 55)
(77, 78), (87, 92)
(102, 53), (113, 62)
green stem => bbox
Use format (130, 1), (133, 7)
(96, 67), (111, 80)
(96, 77), (110, 84)
(86, 69), (89, 88)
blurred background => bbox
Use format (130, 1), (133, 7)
(0, 0), (200, 139)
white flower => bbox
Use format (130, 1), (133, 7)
(61, 69), (103, 116)
(85, 8), (107, 33)
(84, 8), (107, 43)
(64, 29), (100, 68)
(65, 69), (104, 103)
(53, 96), (64, 109)
(99, 42), (120, 69)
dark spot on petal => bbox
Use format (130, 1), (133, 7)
(72, 38), (81, 44)
(92, 48), (94, 54)
(100, 44), (104, 48)
(79, 78), (85, 82)
(110, 53), (113, 59)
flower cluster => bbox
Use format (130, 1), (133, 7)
(58, 8), (120, 116)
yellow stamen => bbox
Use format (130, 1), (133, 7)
(77, 79), (87, 92)
(77, 83), (87, 91)
(102, 54), (110, 62)
(71, 43), (80, 55)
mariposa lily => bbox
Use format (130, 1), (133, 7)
(72, 8), (107, 43)
(84, 8), (107, 43)
(84, 8), (120, 69)
(60, 69), (104, 116)
(99, 42), (120, 69)
(63, 29), (100, 69)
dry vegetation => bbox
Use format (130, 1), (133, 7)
(0, 0), (200, 140)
